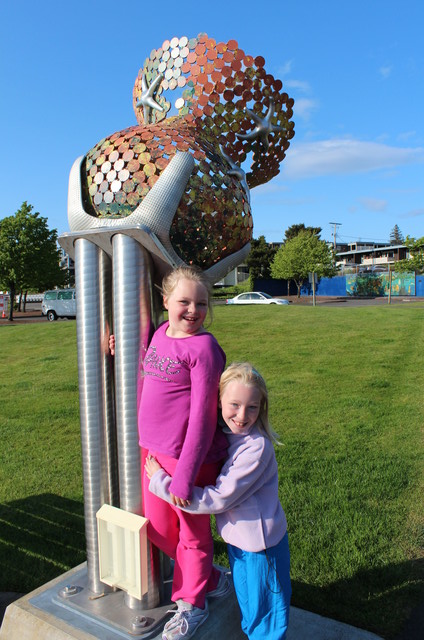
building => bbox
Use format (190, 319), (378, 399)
(335, 242), (409, 272)
(59, 248), (75, 284)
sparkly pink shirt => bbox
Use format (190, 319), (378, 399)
(138, 321), (227, 499)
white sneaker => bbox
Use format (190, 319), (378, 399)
(162, 599), (209, 639)
(206, 571), (233, 598)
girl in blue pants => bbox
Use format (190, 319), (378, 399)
(147, 362), (291, 640)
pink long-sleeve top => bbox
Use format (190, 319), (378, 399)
(138, 321), (227, 499)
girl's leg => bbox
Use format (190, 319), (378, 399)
(227, 544), (248, 633)
(171, 461), (222, 608)
(141, 448), (179, 558)
(172, 510), (214, 607)
(228, 534), (291, 640)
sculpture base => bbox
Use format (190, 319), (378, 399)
(0, 563), (245, 640)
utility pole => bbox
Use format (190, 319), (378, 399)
(329, 222), (342, 251)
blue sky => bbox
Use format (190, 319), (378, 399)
(1, 0), (423, 246)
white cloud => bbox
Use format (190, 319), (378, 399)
(252, 181), (289, 195)
(281, 139), (424, 179)
(358, 197), (387, 212)
(379, 65), (393, 78)
(401, 208), (424, 219)
(397, 130), (417, 142)
(278, 60), (293, 76)
(291, 98), (318, 121)
(284, 79), (311, 92)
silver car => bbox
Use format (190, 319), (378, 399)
(226, 292), (290, 305)
(42, 289), (76, 321)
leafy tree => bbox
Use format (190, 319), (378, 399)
(390, 225), (405, 245)
(246, 235), (278, 281)
(284, 223), (322, 241)
(0, 202), (65, 320)
(271, 230), (337, 297)
(392, 236), (424, 274)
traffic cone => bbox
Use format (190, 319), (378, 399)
(1, 311), (5, 318)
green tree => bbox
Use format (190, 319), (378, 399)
(271, 230), (337, 297)
(390, 225), (405, 245)
(0, 202), (65, 320)
(284, 223), (322, 241)
(392, 236), (424, 274)
(246, 235), (278, 281)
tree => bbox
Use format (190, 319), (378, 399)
(246, 235), (278, 281)
(392, 236), (424, 274)
(271, 230), (337, 297)
(0, 202), (66, 320)
(284, 223), (322, 242)
(390, 225), (404, 245)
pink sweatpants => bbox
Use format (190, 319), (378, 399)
(141, 448), (221, 608)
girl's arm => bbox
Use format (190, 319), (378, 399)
(147, 438), (274, 514)
(145, 455), (191, 507)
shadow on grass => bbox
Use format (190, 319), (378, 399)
(1, 498), (422, 640)
(291, 558), (424, 640)
(0, 494), (86, 594)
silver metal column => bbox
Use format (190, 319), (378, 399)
(112, 233), (161, 609)
(75, 239), (116, 594)
(99, 249), (119, 508)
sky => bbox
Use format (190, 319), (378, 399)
(1, 0), (423, 247)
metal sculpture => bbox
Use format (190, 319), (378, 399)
(59, 32), (294, 636)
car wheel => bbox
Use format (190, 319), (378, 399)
(47, 310), (57, 322)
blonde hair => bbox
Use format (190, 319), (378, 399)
(219, 362), (280, 443)
(161, 265), (213, 319)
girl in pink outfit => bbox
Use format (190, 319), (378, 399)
(137, 266), (229, 639)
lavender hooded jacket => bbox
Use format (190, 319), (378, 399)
(148, 425), (287, 552)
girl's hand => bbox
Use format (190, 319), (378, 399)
(109, 334), (115, 356)
(145, 455), (162, 479)
(170, 492), (191, 508)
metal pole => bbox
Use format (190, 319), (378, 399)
(112, 233), (161, 610)
(99, 250), (119, 507)
(75, 239), (114, 594)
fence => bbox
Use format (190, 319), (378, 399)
(255, 272), (422, 298)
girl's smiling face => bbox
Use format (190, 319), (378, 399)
(164, 277), (209, 338)
(220, 381), (261, 435)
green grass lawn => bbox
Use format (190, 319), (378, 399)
(1, 304), (423, 638)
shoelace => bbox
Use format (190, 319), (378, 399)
(164, 610), (190, 636)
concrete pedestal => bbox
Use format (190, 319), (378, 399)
(0, 564), (385, 640)
(0, 563), (245, 640)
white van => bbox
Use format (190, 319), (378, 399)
(42, 289), (76, 321)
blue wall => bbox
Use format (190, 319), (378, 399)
(301, 277), (347, 296)
(255, 273), (422, 297)
(416, 275), (424, 297)
(253, 278), (296, 296)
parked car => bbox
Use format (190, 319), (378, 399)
(226, 292), (290, 305)
(42, 289), (76, 321)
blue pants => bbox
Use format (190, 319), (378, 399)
(227, 533), (291, 640)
